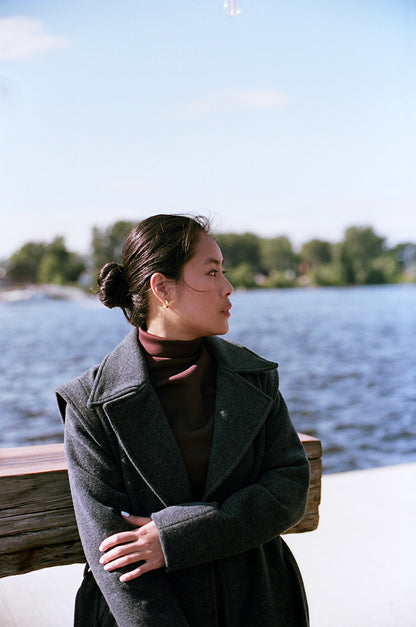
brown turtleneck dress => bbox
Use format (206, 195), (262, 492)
(138, 328), (217, 499)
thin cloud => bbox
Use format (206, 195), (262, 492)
(0, 16), (68, 60)
(176, 89), (289, 116)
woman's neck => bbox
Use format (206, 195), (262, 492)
(138, 327), (201, 358)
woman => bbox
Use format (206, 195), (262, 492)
(57, 214), (310, 626)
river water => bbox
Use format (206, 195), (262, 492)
(0, 284), (415, 473)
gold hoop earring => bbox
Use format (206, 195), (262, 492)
(163, 300), (169, 309)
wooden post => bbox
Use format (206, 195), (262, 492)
(289, 433), (322, 533)
(0, 444), (84, 578)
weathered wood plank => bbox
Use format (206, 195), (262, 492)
(0, 444), (67, 476)
(299, 433), (322, 461)
(1, 518), (79, 552)
(0, 436), (323, 474)
(5, 541), (85, 577)
(309, 458), (322, 484)
(0, 434), (321, 577)
(288, 511), (320, 533)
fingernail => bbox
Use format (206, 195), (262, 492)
(99, 556), (104, 564)
(121, 511), (130, 517)
(120, 574), (127, 582)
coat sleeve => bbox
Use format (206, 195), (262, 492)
(58, 382), (189, 627)
(152, 369), (310, 572)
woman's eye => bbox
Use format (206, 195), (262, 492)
(208, 268), (226, 277)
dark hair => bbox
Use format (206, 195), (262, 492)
(97, 214), (210, 327)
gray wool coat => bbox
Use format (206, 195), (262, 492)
(56, 329), (310, 627)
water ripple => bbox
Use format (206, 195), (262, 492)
(0, 285), (415, 473)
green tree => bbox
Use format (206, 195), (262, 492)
(65, 252), (86, 283)
(263, 270), (296, 288)
(215, 233), (261, 271)
(7, 242), (47, 282)
(37, 238), (85, 284)
(309, 263), (344, 287)
(91, 220), (135, 274)
(363, 256), (398, 285)
(299, 239), (340, 286)
(226, 262), (258, 289)
(300, 239), (332, 267)
(7, 237), (85, 284)
(38, 252), (63, 284)
(43, 237), (85, 284)
(259, 236), (298, 274)
(338, 226), (386, 284)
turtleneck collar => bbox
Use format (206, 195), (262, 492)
(138, 327), (201, 359)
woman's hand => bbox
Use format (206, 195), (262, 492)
(99, 513), (166, 582)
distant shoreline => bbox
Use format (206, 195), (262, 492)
(0, 284), (92, 303)
(1, 281), (414, 304)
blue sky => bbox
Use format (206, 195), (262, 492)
(1, 0), (415, 257)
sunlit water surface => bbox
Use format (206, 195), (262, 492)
(1, 285), (415, 473)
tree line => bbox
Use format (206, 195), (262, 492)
(2, 221), (415, 289)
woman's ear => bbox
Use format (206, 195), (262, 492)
(149, 273), (176, 307)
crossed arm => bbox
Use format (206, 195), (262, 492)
(94, 404), (309, 583)
(99, 513), (165, 582)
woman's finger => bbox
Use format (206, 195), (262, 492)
(103, 552), (144, 572)
(99, 532), (156, 565)
(119, 559), (157, 583)
(100, 542), (139, 566)
(121, 512), (152, 527)
(99, 531), (138, 553)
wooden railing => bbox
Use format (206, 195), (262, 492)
(0, 434), (322, 578)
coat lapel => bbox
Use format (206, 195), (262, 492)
(104, 388), (195, 506)
(87, 329), (194, 506)
(203, 365), (274, 500)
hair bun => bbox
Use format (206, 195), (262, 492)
(97, 262), (131, 309)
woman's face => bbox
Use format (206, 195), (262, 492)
(169, 234), (233, 340)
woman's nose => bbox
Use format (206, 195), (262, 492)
(223, 275), (233, 295)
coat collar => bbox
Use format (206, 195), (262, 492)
(87, 329), (148, 407)
(87, 329), (277, 503)
(87, 329), (277, 407)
